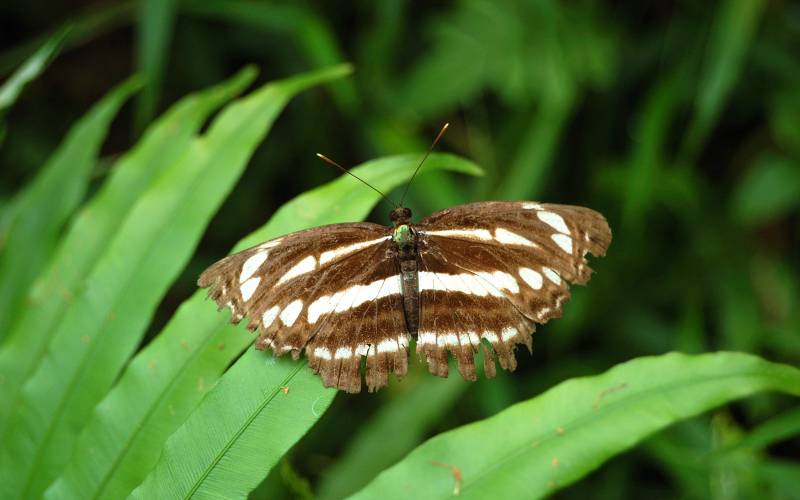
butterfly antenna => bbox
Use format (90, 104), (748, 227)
(316, 153), (399, 209)
(399, 122), (449, 207)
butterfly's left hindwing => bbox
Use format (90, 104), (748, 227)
(198, 223), (408, 393)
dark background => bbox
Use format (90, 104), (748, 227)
(1, 1), (799, 498)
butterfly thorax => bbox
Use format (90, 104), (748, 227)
(389, 207), (420, 336)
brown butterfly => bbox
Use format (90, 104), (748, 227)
(198, 126), (611, 393)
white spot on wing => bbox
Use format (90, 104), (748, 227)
(543, 267), (561, 285)
(306, 276), (402, 323)
(262, 305), (280, 328)
(313, 346), (332, 360)
(425, 228), (493, 241)
(277, 255), (317, 285)
(334, 347), (353, 359)
(522, 202), (544, 210)
(501, 327), (518, 342)
(519, 267), (543, 290)
(475, 270), (520, 294)
(240, 252), (268, 283)
(377, 339), (399, 353)
(419, 271), (518, 296)
(551, 233), (573, 254)
(319, 236), (389, 265)
(240, 277), (261, 301)
(417, 331), (436, 347)
(538, 211), (570, 234)
(481, 331), (499, 343)
(280, 299), (303, 326)
(494, 227), (536, 247)
(257, 238), (283, 249)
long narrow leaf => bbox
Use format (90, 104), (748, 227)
(129, 154), (483, 500)
(0, 27), (67, 117)
(0, 66), (257, 431)
(0, 75), (140, 340)
(681, 0), (766, 160)
(134, 0), (178, 131)
(0, 64), (351, 500)
(352, 352), (800, 500)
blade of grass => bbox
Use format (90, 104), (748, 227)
(0, 75), (140, 341)
(47, 152), (481, 500)
(494, 94), (574, 200)
(128, 153), (482, 500)
(680, 0), (766, 161)
(134, 0), (178, 132)
(716, 405), (800, 456)
(351, 352), (800, 500)
(0, 64), (352, 500)
(0, 66), (257, 432)
(0, 27), (68, 122)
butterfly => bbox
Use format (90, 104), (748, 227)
(198, 128), (611, 393)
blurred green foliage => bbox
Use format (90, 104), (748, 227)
(0, 0), (799, 498)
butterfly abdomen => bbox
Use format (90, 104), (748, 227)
(392, 223), (420, 336)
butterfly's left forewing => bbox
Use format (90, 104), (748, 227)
(198, 222), (408, 393)
(415, 201), (611, 376)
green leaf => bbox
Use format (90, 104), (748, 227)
(352, 352), (800, 500)
(716, 405), (800, 456)
(0, 75), (140, 341)
(0, 66), (257, 432)
(0, 27), (67, 124)
(732, 154), (800, 225)
(134, 0), (179, 132)
(0, 64), (351, 500)
(318, 375), (470, 500)
(128, 153), (482, 500)
(681, 0), (766, 160)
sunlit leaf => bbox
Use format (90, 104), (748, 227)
(0, 75), (140, 341)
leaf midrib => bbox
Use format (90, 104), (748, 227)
(20, 140), (228, 498)
(182, 361), (307, 499)
(90, 316), (233, 500)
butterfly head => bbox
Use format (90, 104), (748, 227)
(389, 206), (412, 226)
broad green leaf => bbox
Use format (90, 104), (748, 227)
(0, 27), (67, 119)
(681, 0), (766, 160)
(732, 154), (800, 225)
(0, 66), (257, 431)
(0, 75), (140, 341)
(134, 0), (178, 131)
(318, 374), (470, 500)
(0, 64), (351, 500)
(129, 153), (483, 500)
(352, 352), (800, 500)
